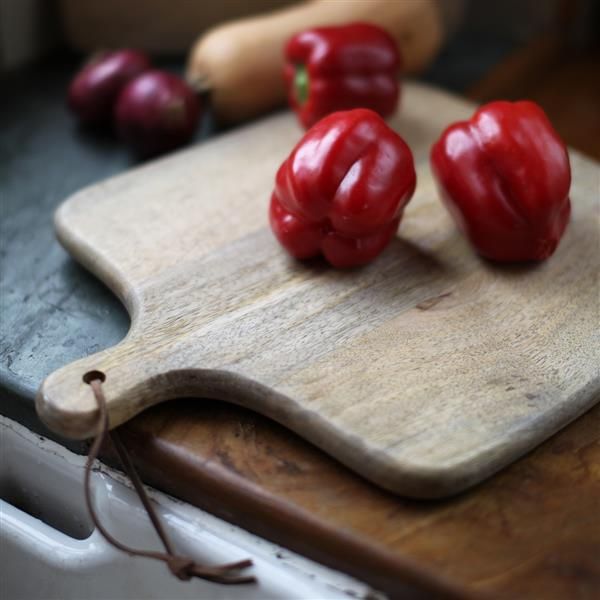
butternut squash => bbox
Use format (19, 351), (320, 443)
(186, 0), (443, 123)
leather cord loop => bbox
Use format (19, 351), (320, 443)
(84, 376), (255, 585)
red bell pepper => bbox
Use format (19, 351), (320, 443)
(284, 22), (401, 129)
(430, 101), (571, 262)
(269, 108), (416, 268)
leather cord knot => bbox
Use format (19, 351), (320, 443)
(167, 556), (196, 581)
(84, 375), (256, 585)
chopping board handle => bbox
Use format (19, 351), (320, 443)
(36, 341), (170, 439)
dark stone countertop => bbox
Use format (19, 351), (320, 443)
(1, 59), (129, 445)
(0, 56), (217, 446)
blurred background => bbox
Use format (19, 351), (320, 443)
(2, 0), (599, 154)
(1, 0), (599, 157)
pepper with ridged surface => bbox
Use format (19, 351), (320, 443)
(430, 101), (571, 262)
(284, 23), (401, 129)
(269, 108), (416, 268)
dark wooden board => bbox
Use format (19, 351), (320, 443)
(117, 397), (600, 599)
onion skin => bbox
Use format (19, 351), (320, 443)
(68, 50), (151, 124)
(115, 70), (201, 158)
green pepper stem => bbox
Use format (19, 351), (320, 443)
(294, 64), (309, 106)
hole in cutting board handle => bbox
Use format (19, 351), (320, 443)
(83, 370), (106, 384)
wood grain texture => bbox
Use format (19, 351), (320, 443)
(36, 83), (600, 498)
(116, 398), (600, 599)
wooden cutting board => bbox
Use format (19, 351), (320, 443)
(36, 83), (600, 498)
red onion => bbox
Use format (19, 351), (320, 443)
(115, 71), (201, 157)
(68, 50), (151, 124)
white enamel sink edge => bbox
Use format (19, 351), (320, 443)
(0, 415), (377, 600)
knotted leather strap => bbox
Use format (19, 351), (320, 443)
(84, 375), (255, 585)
